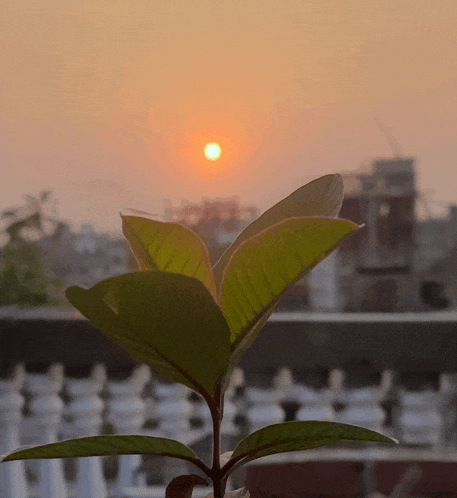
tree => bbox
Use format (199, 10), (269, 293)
(0, 190), (65, 306)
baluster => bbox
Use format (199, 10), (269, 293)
(246, 373), (284, 433)
(339, 386), (386, 433)
(328, 369), (345, 423)
(230, 368), (248, 440)
(337, 368), (389, 434)
(106, 364), (151, 496)
(272, 367), (299, 422)
(155, 382), (193, 485)
(398, 387), (443, 447)
(27, 363), (67, 498)
(228, 367), (245, 402)
(191, 392), (212, 438)
(439, 372), (457, 447)
(0, 364), (28, 498)
(65, 363), (107, 498)
(155, 382), (193, 440)
(216, 370), (246, 493)
(142, 390), (157, 432)
(380, 370), (395, 400)
(220, 369), (242, 453)
(273, 367), (294, 403)
(295, 385), (335, 422)
(379, 370), (397, 439)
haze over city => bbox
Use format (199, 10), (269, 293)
(1, 0), (456, 236)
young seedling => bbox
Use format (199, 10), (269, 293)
(1, 174), (397, 497)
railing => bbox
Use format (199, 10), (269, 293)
(1, 362), (457, 498)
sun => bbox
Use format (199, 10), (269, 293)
(204, 142), (221, 161)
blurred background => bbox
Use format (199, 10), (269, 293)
(2, 2), (457, 497)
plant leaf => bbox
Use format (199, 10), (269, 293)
(228, 421), (396, 468)
(66, 271), (231, 398)
(122, 213), (216, 300)
(220, 217), (359, 348)
(1, 435), (205, 469)
(213, 174), (344, 292)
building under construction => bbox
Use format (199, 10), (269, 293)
(339, 157), (419, 311)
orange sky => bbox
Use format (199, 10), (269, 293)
(1, 0), (456, 235)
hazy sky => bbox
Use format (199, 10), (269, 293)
(1, 0), (456, 236)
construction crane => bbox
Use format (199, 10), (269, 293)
(374, 118), (403, 157)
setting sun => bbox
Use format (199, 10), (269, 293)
(204, 142), (221, 161)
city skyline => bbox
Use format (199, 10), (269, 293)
(1, 1), (456, 236)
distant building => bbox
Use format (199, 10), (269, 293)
(336, 157), (457, 312)
(414, 206), (457, 310)
(415, 206), (457, 271)
(339, 157), (419, 311)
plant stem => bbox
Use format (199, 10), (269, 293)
(210, 383), (226, 498)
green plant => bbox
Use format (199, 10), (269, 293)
(1, 174), (396, 497)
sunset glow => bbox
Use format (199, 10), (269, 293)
(1, 1), (456, 233)
(204, 143), (221, 161)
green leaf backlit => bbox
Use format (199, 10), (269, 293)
(213, 174), (344, 292)
(122, 213), (216, 300)
(220, 217), (359, 349)
(66, 271), (231, 399)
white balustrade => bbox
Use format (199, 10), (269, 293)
(295, 385), (335, 422)
(439, 372), (457, 447)
(66, 363), (107, 498)
(272, 367), (294, 402)
(106, 364), (151, 496)
(230, 367), (247, 430)
(222, 367), (244, 440)
(274, 367), (336, 422)
(398, 388), (443, 447)
(246, 387), (284, 433)
(0, 364), (27, 498)
(153, 381), (193, 488)
(154, 383), (191, 440)
(27, 364), (67, 498)
(328, 369), (345, 416)
(339, 387), (386, 433)
(294, 369), (340, 423)
(330, 369), (391, 435)
(0, 363), (456, 498)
